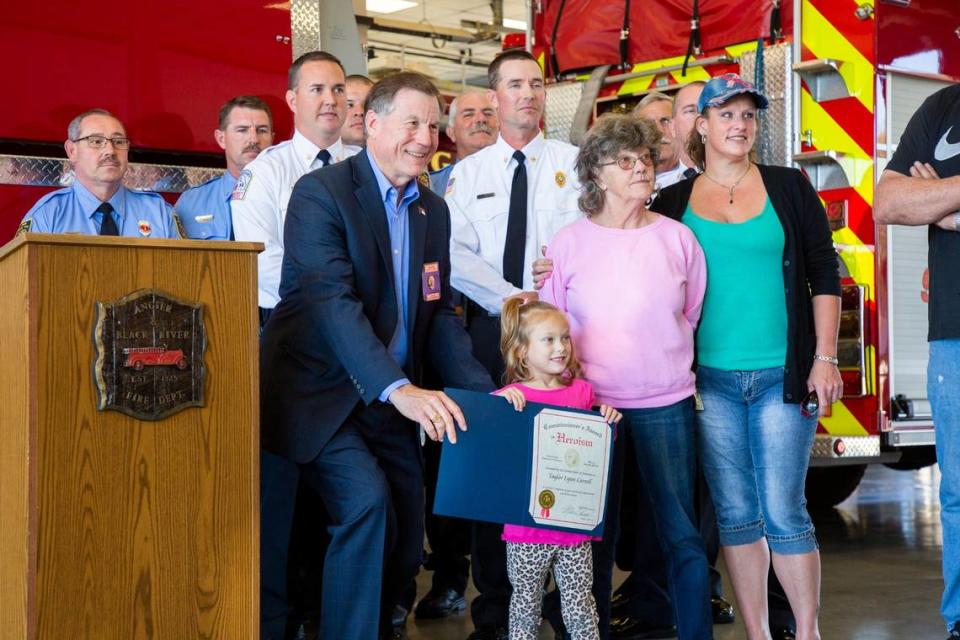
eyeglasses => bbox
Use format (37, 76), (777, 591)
(73, 135), (131, 150)
(599, 154), (654, 171)
(800, 390), (819, 418)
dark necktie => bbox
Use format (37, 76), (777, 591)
(503, 150), (527, 289)
(683, 167), (699, 180)
(316, 149), (332, 167)
(97, 202), (119, 236)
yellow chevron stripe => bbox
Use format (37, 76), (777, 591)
(821, 399), (870, 436)
(854, 163), (873, 207)
(670, 66), (711, 84)
(801, 88), (869, 158)
(831, 229), (876, 301)
(725, 41), (760, 59)
(802, 1), (873, 111)
(863, 344), (876, 396)
(619, 56), (696, 95)
(537, 52), (546, 71)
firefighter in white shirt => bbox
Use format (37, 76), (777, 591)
(231, 50), (360, 325)
(444, 48), (582, 640)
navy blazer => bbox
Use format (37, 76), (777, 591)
(260, 151), (493, 462)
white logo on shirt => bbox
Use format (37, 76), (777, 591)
(934, 126), (960, 161)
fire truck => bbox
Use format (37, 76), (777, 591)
(527, 0), (960, 505)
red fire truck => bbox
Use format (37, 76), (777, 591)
(529, 0), (960, 505)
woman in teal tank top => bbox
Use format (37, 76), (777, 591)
(652, 74), (842, 640)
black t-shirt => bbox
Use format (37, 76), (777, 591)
(886, 84), (960, 341)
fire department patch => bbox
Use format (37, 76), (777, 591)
(93, 289), (206, 420)
(555, 171), (566, 187)
(16, 218), (31, 236)
(138, 220), (152, 236)
(232, 170), (252, 201)
(445, 177), (455, 196)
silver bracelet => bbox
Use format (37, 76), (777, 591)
(814, 353), (839, 365)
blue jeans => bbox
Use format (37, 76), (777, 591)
(696, 366), (818, 555)
(930, 339), (960, 629)
(622, 398), (712, 640)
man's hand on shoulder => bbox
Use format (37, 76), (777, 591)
(388, 384), (467, 443)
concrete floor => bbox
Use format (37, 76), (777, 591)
(404, 464), (948, 640)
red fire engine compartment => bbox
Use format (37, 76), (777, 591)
(2, 0), (293, 153)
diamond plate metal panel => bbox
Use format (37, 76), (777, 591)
(291, 0), (321, 60)
(544, 82), (584, 144)
(740, 42), (793, 168)
(0, 155), (224, 194)
(811, 434), (880, 459)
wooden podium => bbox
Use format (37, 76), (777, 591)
(0, 234), (261, 639)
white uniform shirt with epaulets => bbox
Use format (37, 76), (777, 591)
(446, 132), (582, 314)
(20, 180), (179, 238)
(230, 130), (361, 308)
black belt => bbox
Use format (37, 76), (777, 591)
(464, 298), (498, 323)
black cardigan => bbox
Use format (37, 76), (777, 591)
(651, 164), (841, 404)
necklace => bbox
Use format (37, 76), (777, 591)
(702, 163), (753, 204)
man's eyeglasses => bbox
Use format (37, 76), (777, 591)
(600, 154), (654, 171)
(800, 390), (819, 418)
(73, 135), (131, 150)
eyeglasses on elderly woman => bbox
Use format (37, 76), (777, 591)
(598, 152), (654, 171)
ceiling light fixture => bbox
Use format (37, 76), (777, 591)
(502, 18), (527, 30)
(366, 0), (418, 14)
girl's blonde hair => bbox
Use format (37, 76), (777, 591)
(499, 297), (582, 385)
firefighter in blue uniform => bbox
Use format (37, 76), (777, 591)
(20, 109), (180, 239)
(176, 96), (274, 240)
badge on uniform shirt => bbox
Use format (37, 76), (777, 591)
(194, 214), (214, 223)
(445, 177), (455, 196)
(232, 170), (252, 201)
(555, 171), (566, 187)
(16, 218), (31, 236)
(138, 220), (152, 237)
(421, 262), (441, 302)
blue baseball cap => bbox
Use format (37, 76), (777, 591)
(697, 73), (769, 113)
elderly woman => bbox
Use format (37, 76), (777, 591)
(652, 74), (842, 640)
(540, 113), (712, 640)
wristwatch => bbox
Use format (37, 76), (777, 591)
(814, 354), (839, 365)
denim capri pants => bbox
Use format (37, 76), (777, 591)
(695, 365), (818, 555)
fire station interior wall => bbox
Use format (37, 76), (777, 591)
(2, 0), (295, 154)
(885, 73), (954, 414)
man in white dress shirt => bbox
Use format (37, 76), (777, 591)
(231, 50), (360, 325)
(445, 48), (582, 640)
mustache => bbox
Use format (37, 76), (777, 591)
(242, 143), (262, 154)
(468, 123), (494, 135)
(98, 155), (119, 167)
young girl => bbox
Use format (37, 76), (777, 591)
(495, 297), (622, 640)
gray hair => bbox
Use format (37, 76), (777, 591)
(447, 89), (489, 122)
(576, 114), (661, 216)
(67, 108), (117, 141)
(633, 91), (673, 115)
(365, 72), (440, 117)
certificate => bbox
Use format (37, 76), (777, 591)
(434, 388), (615, 537)
(529, 408), (612, 530)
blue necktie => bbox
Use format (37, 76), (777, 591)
(97, 202), (119, 236)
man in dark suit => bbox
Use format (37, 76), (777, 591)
(259, 72), (494, 640)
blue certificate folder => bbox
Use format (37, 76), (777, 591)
(434, 388), (613, 537)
